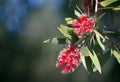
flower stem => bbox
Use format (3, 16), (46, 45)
(95, 0), (98, 13)
(75, 32), (90, 48)
(95, 0), (98, 17)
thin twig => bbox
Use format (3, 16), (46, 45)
(95, 0), (98, 13)
(75, 32), (90, 48)
(95, 0), (98, 18)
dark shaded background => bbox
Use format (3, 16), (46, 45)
(0, 0), (120, 82)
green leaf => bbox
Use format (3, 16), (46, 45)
(65, 18), (73, 24)
(100, 0), (118, 7)
(81, 46), (89, 56)
(90, 34), (96, 45)
(85, 47), (102, 73)
(93, 44), (112, 72)
(58, 25), (73, 40)
(58, 25), (79, 43)
(92, 50), (102, 73)
(99, 48), (111, 66)
(97, 12), (106, 21)
(82, 57), (87, 70)
(112, 49), (120, 64)
(94, 30), (105, 51)
(82, 57), (93, 74)
(113, 6), (120, 10)
(103, 30), (114, 34)
(74, 10), (81, 17)
(96, 34), (105, 51)
(43, 38), (69, 44)
(94, 30), (105, 40)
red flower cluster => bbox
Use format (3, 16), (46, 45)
(73, 14), (95, 36)
(56, 44), (82, 74)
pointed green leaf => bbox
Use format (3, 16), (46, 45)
(90, 43), (111, 72)
(112, 49), (120, 64)
(96, 34), (105, 51)
(90, 34), (96, 45)
(82, 57), (93, 74)
(82, 57), (87, 70)
(113, 6), (120, 10)
(74, 10), (81, 17)
(100, 0), (118, 7)
(58, 25), (73, 40)
(94, 30), (105, 40)
(92, 50), (102, 73)
(103, 31), (114, 34)
(65, 18), (73, 24)
(99, 49), (111, 66)
(58, 25), (79, 43)
(43, 39), (51, 43)
(86, 47), (102, 73)
(94, 30), (105, 51)
(43, 38), (68, 44)
(97, 12), (106, 21)
(81, 46), (89, 56)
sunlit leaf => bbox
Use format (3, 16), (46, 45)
(65, 18), (73, 24)
(94, 30), (105, 51)
(74, 10), (81, 17)
(94, 30), (105, 40)
(100, 0), (118, 7)
(43, 38), (69, 44)
(82, 57), (87, 69)
(58, 25), (73, 40)
(85, 47), (102, 73)
(113, 6), (120, 10)
(92, 43), (112, 72)
(111, 49), (120, 64)
(58, 25), (79, 43)
(81, 46), (89, 56)
(92, 50), (102, 73)
(82, 57), (93, 74)
(96, 34), (105, 51)
(90, 34), (96, 45)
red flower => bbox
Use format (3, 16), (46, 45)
(56, 44), (82, 74)
(73, 14), (95, 36)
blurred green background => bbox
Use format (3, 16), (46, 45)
(0, 0), (120, 82)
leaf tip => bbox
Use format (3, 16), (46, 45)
(43, 39), (50, 43)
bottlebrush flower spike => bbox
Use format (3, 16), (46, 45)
(73, 14), (95, 36)
(56, 44), (82, 74)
